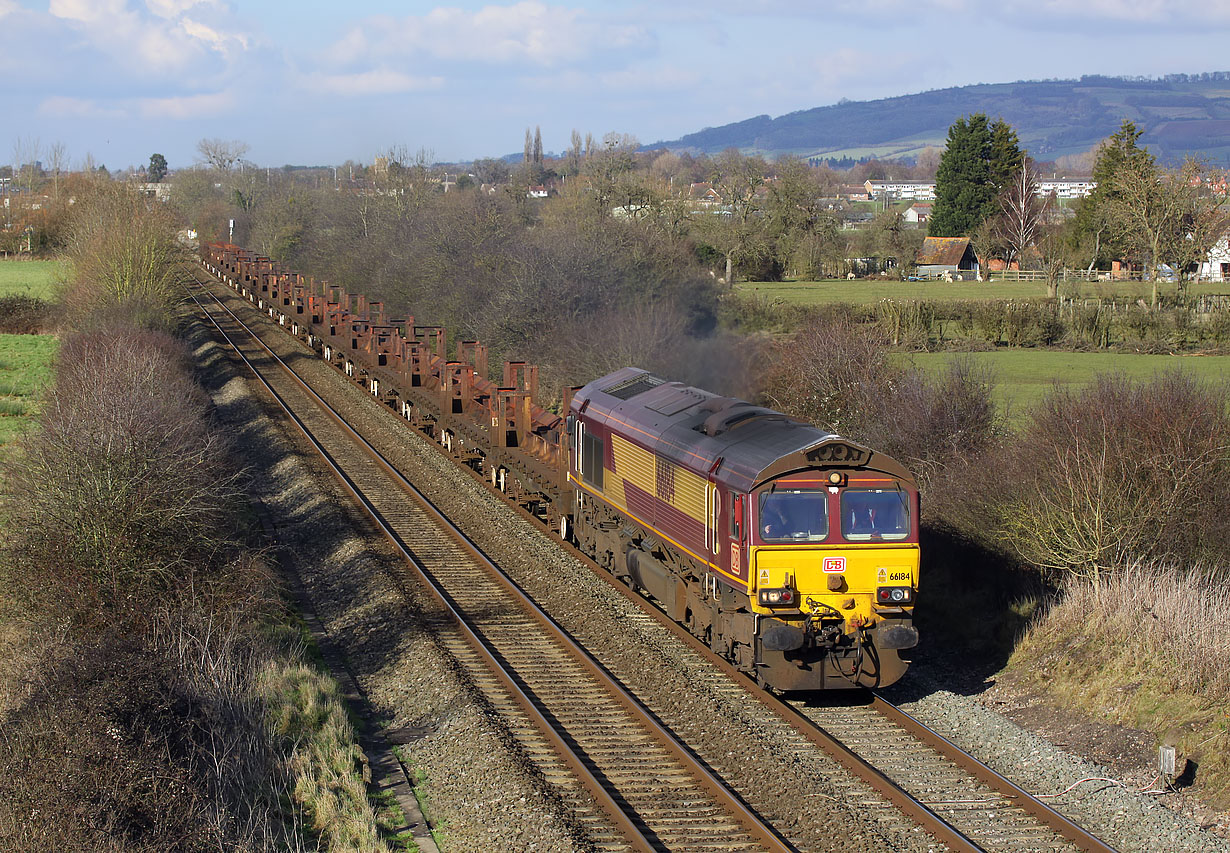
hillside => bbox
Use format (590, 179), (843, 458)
(652, 73), (1230, 165)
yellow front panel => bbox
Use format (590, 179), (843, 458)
(753, 545), (918, 624)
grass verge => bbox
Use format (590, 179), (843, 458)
(0, 333), (57, 447)
(0, 260), (65, 300)
(262, 661), (390, 851)
(1007, 563), (1230, 807)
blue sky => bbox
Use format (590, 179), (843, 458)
(3, 0), (1229, 171)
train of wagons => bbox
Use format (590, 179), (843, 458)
(201, 242), (920, 691)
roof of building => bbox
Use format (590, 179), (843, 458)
(916, 236), (971, 266)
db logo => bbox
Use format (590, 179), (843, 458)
(823, 557), (846, 573)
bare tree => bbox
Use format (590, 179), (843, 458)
(12, 136), (41, 195)
(196, 138), (249, 172)
(706, 149), (768, 283)
(1170, 160), (1230, 287)
(995, 160), (1048, 272)
(46, 141), (68, 201)
(1035, 225), (1071, 299)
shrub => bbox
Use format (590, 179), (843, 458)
(760, 308), (897, 435)
(59, 182), (184, 318)
(762, 316), (1001, 493)
(864, 356), (1001, 488)
(0, 295), (56, 334)
(1002, 371), (1230, 581)
(2, 328), (239, 622)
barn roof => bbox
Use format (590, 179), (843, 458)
(916, 236), (971, 266)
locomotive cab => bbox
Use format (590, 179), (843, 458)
(749, 472), (919, 689)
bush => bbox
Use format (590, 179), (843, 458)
(2, 327), (239, 622)
(1002, 371), (1230, 581)
(59, 183), (184, 318)
(762, 315), (1001, 492)
(0, 295), (56, 334)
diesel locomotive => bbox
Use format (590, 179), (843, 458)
(201, 242), (919, 691)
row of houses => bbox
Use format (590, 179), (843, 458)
(862, 178), (1096, 202)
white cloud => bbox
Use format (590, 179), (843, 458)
(49, 0), (127, 23)
(302, 70), (445, 96)
(138, 90), (235, 119)
(38, 96), (127, 119)
(145, 0), (220, 18)
(181, 17), (249, 54)
(326, 2), (650, 68)
(47, 0), (249, 74)
(596, 65), (702, 94)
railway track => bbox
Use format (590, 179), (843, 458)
(191, 262), (1121, 853)
(189, 280), (791, 852)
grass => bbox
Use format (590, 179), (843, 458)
(1008, 563), (1230, 807)
(0, 260), (65, 300)
(0, 334), (58, 446)
(261, 661), (390, 852)
(902, 350), (1230, 424)
(735, 278), (1230, 306)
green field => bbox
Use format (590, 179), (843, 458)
(736, 278), (1230, 305)
(0, 260), (65, 300)
(904, 350), (1230, 424)
(0, 334), (57, 445)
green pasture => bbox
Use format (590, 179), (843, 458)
(0, 260), (65, 300)
(736, 278), (1230, 306)
(0, 334), (57, 446)
(903, 350), (1230, 425)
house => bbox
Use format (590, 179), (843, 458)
(902, 203), (932, 226)
(865, 180), (936, 201)
(1199, 235), (1230, 281)
(915, 236), (980, 279)
(527, 185), (549, 198)
(1036, 178), (1095, 199)
(689, 182), (723, 205)
(839, 184), (871, 200)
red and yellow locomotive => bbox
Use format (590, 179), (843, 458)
(567, 368), (919, 690)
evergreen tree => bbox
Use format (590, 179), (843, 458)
(146, 153), (168, 183)
(532, 126), (543, 165)
(988, 119), (1023, 192)
(1069, 120), (1151, 268)
(930, 114), (994, 237)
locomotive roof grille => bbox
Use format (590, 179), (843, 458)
(600, 373), (665, 400)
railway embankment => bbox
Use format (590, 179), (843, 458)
(0, 184), (393, 850)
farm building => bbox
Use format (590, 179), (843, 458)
(916, 236), (980, 279)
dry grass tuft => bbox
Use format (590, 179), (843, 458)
(263, 663), (387, 852)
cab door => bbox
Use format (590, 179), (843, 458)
(726, 492), (746, 583)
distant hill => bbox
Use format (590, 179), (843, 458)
(651, 73), (1230, 166)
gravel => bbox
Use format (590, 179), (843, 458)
(882, 670), (1230, 853)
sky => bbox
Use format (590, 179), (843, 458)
(3, 0), (1229, 172)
